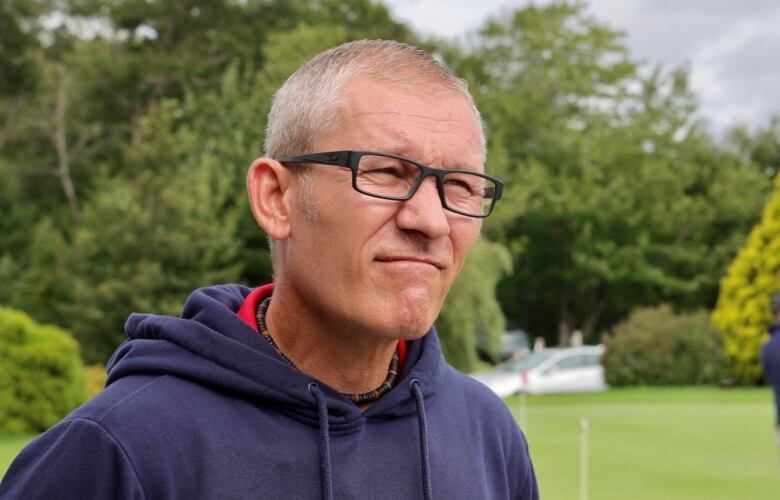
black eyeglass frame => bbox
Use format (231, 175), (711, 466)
(277, 150), (503, 218)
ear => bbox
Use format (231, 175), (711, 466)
(247, 157), (294, 240)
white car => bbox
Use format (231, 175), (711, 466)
(469, 345), (607, 397)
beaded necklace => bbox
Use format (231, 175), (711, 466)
(255, 297), (400, 404)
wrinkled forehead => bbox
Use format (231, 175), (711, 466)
(323, 77), (485, 168)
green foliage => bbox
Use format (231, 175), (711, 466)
(713, 174), (780, 384)
(437, 239), (513, 372)
(65, 99), (245, 362)
(446, 2), (771, 345)
(0, 1), (420, 362)
(83, 364), (107, 399)
(4, 218), (74, 328)
(0, 0), (774, 377)
(0, 307), (85, 434)
(0, 161), (40, 308)
(727, 117), (780, 179)
(0, 161), (36, 256)
(602, 305), (727, 386)
(0, 1), (39, 96)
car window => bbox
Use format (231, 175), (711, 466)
(585, 354), (602, 366)
(555, 355), (588, 370)
(501, 351), (556, 371)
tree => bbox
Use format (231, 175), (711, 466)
(727, 117), (780, 179)
(3, 218), (74, 328)
(1, 1), (418, 361)
(56, 96), (249, 362)
(0, 0), (39, 149)
(713, 174), (780, 384)
(446, 2), (771, 345)
(437, 239), (513, 372)
(2, 0), (414, 238)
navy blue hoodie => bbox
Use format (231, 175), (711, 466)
(762, 322), (780, 425)
(1, 285), (538, 499)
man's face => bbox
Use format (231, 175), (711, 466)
(282, 77), (484, 341)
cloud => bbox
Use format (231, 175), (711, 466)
(388, 0), (780, 132)
(586, 0), (780, 132)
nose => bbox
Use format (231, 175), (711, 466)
(395, 175), (450, 238)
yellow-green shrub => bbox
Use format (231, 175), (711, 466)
(0, 307), (85, 434)
(84, 364), (107, 399)
(713, 175), (780, 384)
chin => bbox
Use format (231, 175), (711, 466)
(392, 293), (440, 339)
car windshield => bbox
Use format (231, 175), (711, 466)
(501, 351), (556, 371)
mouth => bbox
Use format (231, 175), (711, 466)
(374, 256), (446, 270)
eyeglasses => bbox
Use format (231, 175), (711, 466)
(277, 150), (503, 218)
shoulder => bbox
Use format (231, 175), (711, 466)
(74, 373), (243, 437)
(1, 374), (234, 499)
(70, 374), (183, 423)
(0, 416), (144, 499)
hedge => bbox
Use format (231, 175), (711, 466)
(0, 307), (85, 434)
(603, 305), (728, 386)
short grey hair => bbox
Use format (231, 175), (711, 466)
(264, 39), (486, 160)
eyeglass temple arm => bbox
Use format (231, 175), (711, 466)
(491, 182), (503, 201)
(277, 151), (353, 167)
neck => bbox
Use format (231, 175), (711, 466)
(265, 282), (398, 395)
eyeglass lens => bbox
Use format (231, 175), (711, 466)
(355, 154), (495, 216)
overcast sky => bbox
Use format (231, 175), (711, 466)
(387, 0), (780, 135)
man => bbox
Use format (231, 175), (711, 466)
(1, 40), (538, 499)
(761, 292), (780, 452)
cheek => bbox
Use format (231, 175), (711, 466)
(450, 220), (482, 267)
(298, 209), (382, 287)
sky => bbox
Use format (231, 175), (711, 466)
(387, 0), (780, 135)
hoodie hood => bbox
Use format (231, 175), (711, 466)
(107, 284), (448, 431)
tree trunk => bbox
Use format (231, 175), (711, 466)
(53, 69), (81, 223)
(558, 300), (574, 346)
(582, 298), (606, 341)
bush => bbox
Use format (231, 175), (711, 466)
(84, 364), (107, 399)
(713, 174), (780, 384)
(602, 305), (728, 386)
(0, 307), (85, 434)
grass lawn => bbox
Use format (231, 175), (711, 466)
(0, 435), (36, 480)
(507, 387), (780, 500)
(2, 387), (780, 498)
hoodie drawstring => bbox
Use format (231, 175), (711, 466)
(410, 379), (433, 500)
(309, 380), (433, 500)
(309, 383), (335, 500)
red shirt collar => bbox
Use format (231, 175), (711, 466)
(237, 284), (408, 374)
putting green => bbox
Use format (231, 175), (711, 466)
(507, 387), (780, 500)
